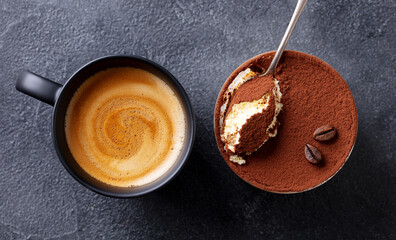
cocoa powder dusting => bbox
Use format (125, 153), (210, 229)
(235, 97), (275, 154)
(214, 50), (358, 192)
(226, 75), (275, 112)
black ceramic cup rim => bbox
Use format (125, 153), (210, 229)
(51, 55), (195, 198)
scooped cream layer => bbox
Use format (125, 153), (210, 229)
(220, 69), (282, 165)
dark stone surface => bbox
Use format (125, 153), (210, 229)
(1, 0), (395, 239)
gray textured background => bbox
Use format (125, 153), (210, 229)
(1, 0), (395, 239)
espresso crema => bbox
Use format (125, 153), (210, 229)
(65, 67), (186, 187)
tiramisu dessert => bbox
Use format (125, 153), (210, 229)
(220, 73), (282, 165)
(214, 50), (358, 193)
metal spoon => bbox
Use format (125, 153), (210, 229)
(262, 0), (308, 76)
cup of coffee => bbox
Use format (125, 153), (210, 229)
(16, 55), (195, 197)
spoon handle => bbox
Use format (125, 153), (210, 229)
(265, 0), (308, 76)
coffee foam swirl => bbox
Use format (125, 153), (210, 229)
(65, 68), (186, 187)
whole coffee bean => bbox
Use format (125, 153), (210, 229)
(313, 125), (336, 141)
(305, 144), (322, 164)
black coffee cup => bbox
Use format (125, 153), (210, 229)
(16, 56), (195, 198)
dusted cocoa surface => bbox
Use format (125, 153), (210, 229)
(214, 50), (358, 192)
(226, 75), (275, 108)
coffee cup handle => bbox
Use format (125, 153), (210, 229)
(16, 70), (63, 106)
